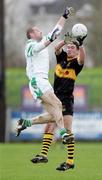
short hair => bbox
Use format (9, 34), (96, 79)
(72, 41), (79, 50)
(26, 28), (33, 39)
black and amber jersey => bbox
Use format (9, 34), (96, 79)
(54, 50), (83, 96)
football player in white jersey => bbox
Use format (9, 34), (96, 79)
(16, 6), (75, 145)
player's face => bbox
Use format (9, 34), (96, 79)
(31, 27), (43, 41)
(67, 43), (78, 58)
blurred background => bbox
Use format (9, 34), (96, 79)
(0, 0), (102, 142)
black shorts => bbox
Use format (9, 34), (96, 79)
(55, 93), (74, 116)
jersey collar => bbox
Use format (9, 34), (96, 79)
(67, 55), (79, 61)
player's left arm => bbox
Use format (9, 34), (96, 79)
(77, 35), (87, 65)
(55, 32), (72, 55)
(78, 46), (86, 65)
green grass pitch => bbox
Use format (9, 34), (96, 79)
(0, 142), (102, 180)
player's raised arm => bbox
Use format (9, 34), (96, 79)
(55, 40), (65, 55)
(26, 7), (75, 54)
(44, 7), (75, 47)
(70, 23), (87, 65)
(77, 36), (87, 65)
(55, 32), (73, 55)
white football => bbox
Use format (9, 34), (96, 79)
(72, 23), (87, 38)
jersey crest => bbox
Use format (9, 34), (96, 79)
(55, 64), (77, 80)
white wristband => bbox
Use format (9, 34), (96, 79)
(51, 24), (62, 36)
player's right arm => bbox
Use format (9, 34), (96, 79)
(45, 6), (74, 45)
(55, 40), (65, 55)
(30, 6), (74, 53)
(55, 32), (72, 55)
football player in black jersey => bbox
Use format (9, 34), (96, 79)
(30, 34), (87, 171)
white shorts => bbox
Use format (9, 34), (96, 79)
(29, 77), (53, 100)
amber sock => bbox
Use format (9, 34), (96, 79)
(40, 133), (53, 157)
(66, 139), (75, 165)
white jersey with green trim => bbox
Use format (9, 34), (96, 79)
(25, 37), (49, 80)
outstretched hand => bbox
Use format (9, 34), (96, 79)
(77, 35), (87, 46)
(64, 32), (73, 43)
(63, 7), (75, 19)
(64, 32), (78, 44)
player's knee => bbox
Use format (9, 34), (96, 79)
(51, 110), (62, 123)
(56, 100), (62, 110)
(55, 111), (63, 124)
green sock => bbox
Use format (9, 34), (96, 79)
(59, 128), (67, 137)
